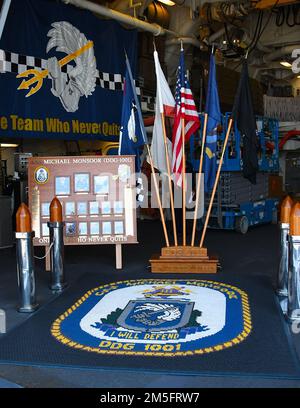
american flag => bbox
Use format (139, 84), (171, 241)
(172, 49), (200, 187)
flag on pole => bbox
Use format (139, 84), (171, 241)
(119, 55), (147, 172)
(150, 50), (175, 175)
(232, 59), (258, 184)
(172, 48), (200, 187)
(203, 53), (222, 192)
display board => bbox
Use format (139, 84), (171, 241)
(28, 155), (137, 249)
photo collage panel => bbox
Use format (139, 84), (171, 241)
(39, 171), (127, 238)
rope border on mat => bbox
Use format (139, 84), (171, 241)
(50, 279), (252, 357)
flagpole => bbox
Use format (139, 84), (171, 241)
(161, 112), (178, 246)
(181, 117), (186, 246)
(199, 118), (233, 248)
(146, 144), (170, 247)
(123, 51), (169, 247)
(153, 41), (177, 246)
(191, 113), (208, 246)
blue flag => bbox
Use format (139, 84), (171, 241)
(118, 56), (147, 172)
(203, 54), (221, 192)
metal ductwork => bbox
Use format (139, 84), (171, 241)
(252, 62), (289, 78)
(207, 27), (225, 44)
(144, 1), (170, 29)
(200, 1), (251, 24)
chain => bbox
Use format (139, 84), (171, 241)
(34, 242), (53, 260)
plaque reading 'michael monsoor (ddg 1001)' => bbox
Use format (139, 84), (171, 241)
(28, 155), (137, 247)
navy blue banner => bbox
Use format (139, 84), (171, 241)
(0, 0), (138, 140)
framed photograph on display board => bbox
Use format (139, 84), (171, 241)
(89, 201), (99, 215)
(74, 173), (90, 193)
(28, 155), (137, 270)
(41, 202), (50, 217)
(66, 222), (76, 236)
(77, 202), (88, 216)
(78, 222), (88, 236)
(114, 221), (124, 235)
(94, 175), (109, 195)
(102, 221), (112, 235)
(90, 222), (100, 236)
(114, 201), (123, 215)
(101, 201), (111, 215)
(55, 176), (71, 196)
(42, 223), (49, 237)
(65, 202), (76, 216)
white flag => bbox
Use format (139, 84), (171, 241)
(150, 50), (175, 175)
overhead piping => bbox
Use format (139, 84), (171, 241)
(263, 45), (299, 63)
(252, 62), (294, 79)
(166, 36), (201, 48)
(62, 0), (178, 37)
(0, 0), (11, 41)
(207, 27), (226, 45)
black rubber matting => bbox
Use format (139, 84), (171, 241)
(0, 268), (299, 380)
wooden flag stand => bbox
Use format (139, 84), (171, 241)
(149, 118), (233, 274)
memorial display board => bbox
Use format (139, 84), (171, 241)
(28, 155), (137, 250)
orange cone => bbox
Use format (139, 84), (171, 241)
(50, 197), (63, 223)
(280, 195), (293, 224)
(16, 203), (32, 233)
(290, 202), (300, 236)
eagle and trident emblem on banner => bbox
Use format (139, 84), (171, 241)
(17, 21), (98, 112)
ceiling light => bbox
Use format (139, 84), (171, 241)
(280, 61), (292, 68)
(0, 143), (19, 147)
(157, 0), (175, 6)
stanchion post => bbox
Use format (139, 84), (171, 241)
(0, 309), (6, 333)
(48, 197), (67, 293)
(15, 203), (38, 313)
(287, 202), (300, 323)
(277, 196), (293, 302)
